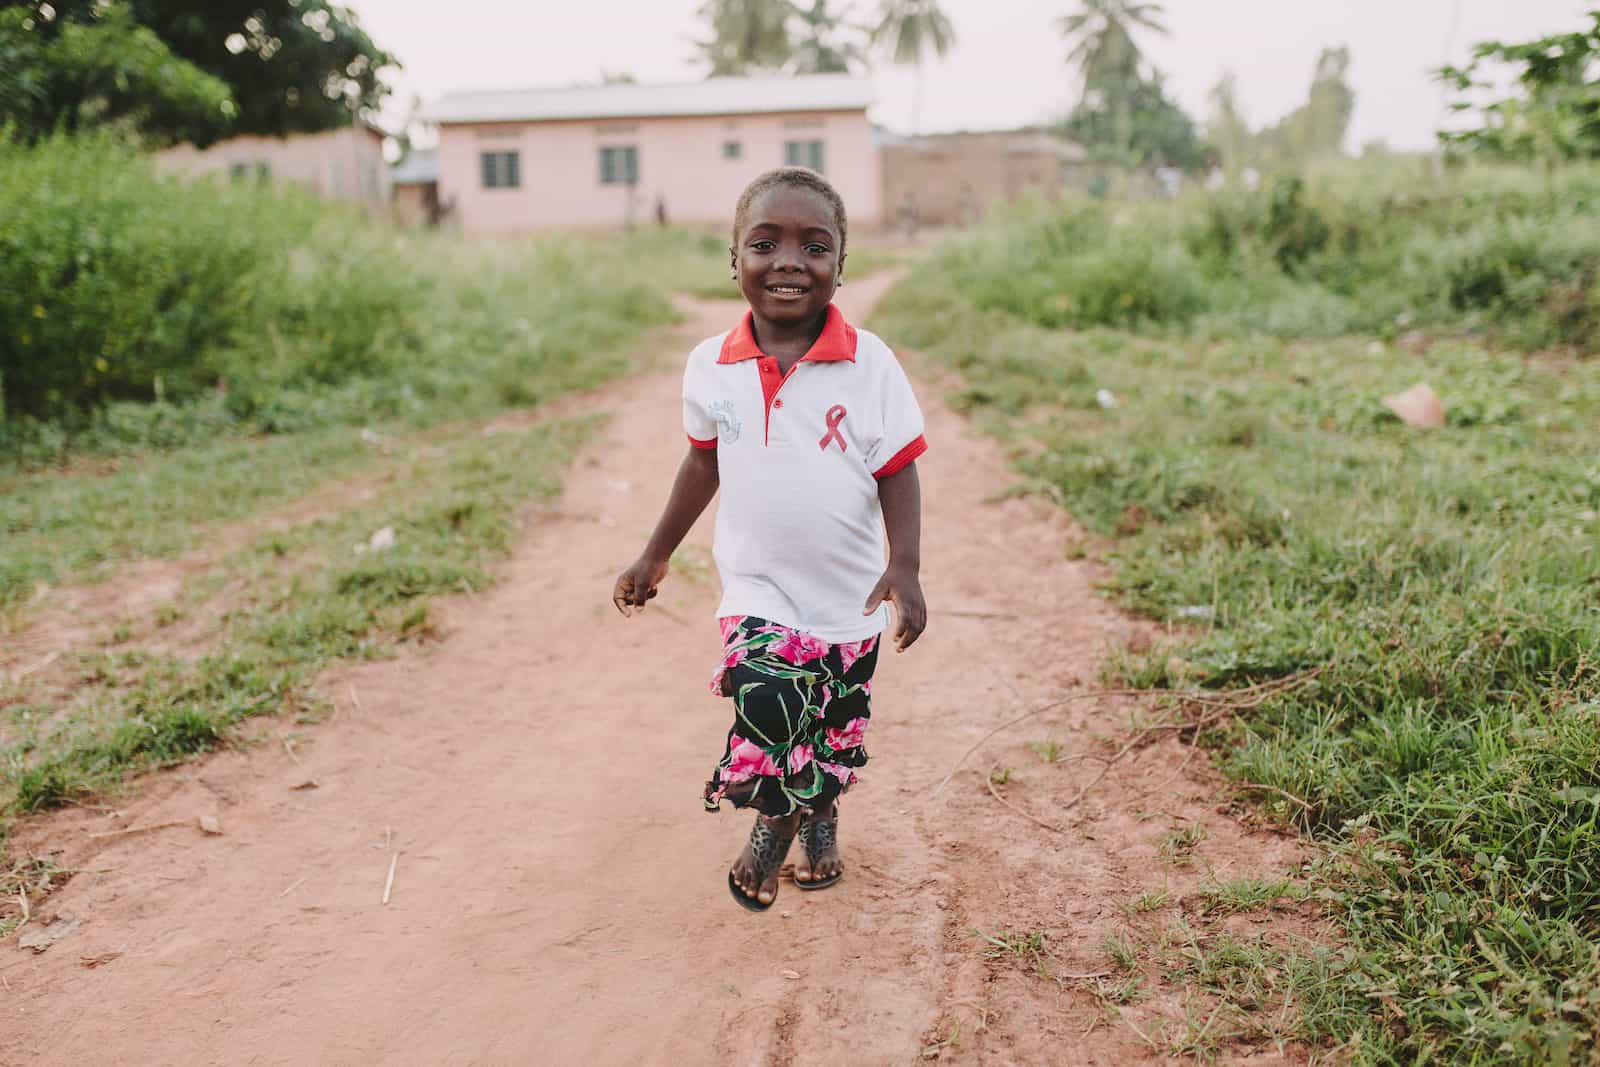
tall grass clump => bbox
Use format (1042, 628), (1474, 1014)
(0, 135), (417, 418)
(0, 135), (674, 460)
(933, 163), (1600, 352)
(873, 218), (1600, 1060)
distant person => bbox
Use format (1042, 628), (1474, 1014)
(896, 189), (919, 240)
(612, 167), (928, 911)
(957, 183), (978, 228)
(655, 193), (668, 227)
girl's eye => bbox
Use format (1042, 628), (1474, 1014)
(805, 244), (830, 255)
(751, 240), (775, 251)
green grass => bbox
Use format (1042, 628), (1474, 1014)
(929, 162), (1600, 351)
(1197, 876), (1309, 916)
(0, 141), (718, 854)
(2, 417), (594, 816)
(872, 184), (1600, 1062)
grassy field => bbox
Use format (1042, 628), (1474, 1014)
(0, 137), (772, 871)
(871, 164), (1600, 1063)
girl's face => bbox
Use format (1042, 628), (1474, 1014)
(731, 186), (846, 328)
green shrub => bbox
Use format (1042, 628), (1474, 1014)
(0, 135), (677, 466)
(0, 135), (426, 418)
(917, 162), (1600, 351)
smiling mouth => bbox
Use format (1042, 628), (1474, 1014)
(766, 285), (809, 296)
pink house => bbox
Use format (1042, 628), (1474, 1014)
(423, 74), (879, 234)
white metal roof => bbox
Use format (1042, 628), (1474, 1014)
(422, 74), (872, 126)
(389, 149), (438, 185)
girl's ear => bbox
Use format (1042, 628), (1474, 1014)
(837, 250), (848, 284)
(729, 247), (738, 280)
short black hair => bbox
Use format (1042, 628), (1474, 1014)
(731, 166), (848, 253)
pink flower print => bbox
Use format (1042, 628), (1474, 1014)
(838, 637), (874, 673)
(770, 630), (830, 665)
(818, 761), (856, 787)
(787, 743), (815, 775)
(824, 717), (868, 752)
(719, 615), (746, 643)
(722, 735), (781, 783)
(709, 643), (753, 695)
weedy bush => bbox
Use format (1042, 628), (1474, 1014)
(0, 135), (415, 418)
(872, 233), (1600, 1061)
(0, 135), (674, 459)
(931, 163), (1600, 352)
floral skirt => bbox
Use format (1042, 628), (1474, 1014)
(702, 616), (879, 818)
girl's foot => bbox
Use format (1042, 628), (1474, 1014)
(794, 800), (843, 889)
(729, 812), (801, 910)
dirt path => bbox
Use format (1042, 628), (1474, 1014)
(2, 274), (1311, 1065)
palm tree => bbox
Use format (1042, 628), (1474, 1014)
(872, 0), (956, 133)
(790, 0), (868, 74)
(697, 0), (795, 76)
(1058, 0), (1168, 155)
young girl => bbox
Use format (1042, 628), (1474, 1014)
(612, 167), (928, 912)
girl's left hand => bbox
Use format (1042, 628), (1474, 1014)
(863, 564), (926, 652)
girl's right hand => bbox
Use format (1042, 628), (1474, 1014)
(612, 555), (670, 616)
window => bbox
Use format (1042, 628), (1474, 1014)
(784, 140), (825, 173)
(480, 151), (521, 189)
(599, 145), (639, 185)
(722, 141), (742, 160)
(229, 161), (269, 182)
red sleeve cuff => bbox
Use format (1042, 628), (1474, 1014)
(873, 434), (927, 479)
(688, 434), (717, 450)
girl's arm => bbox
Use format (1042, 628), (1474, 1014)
(613, 445), (720, 615)
(863, 463), (926, 651)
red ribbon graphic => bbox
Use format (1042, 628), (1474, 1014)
(818, 405), (848, 453)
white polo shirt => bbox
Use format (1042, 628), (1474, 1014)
(683, 305), (928, 643)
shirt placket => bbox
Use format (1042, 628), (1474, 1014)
(758, 356), (801, 446)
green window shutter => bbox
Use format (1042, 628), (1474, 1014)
(505, 152), (520, 188)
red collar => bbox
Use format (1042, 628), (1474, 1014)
(718, 304), (857, 364)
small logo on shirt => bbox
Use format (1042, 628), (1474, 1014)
(818, 405), (848, 453)
(709, 399), (742, 443)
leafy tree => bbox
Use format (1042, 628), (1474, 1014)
(1, 0), (395, 145)
(1205, 70), (1252, 174)
(1204, 48), (1355, 173)
(1257, 46), (1353, 163)
(1058, 0), (1167, 155)
(0, 3), (233, 145)
(1437, 11), (1600, 164)
(790, 0), (866, 75)
(872, 0), (956, 132)
(1063, 70), (1205, 170)
(696, 0), (795, 76)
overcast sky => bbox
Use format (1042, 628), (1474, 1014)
(347, 0), (1589, 150)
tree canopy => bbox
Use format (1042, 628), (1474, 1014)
(0, 0), (396, 146)
(1438, 12), (1600, 163)
(872, 0), (955, 67)
(1204, 47), (1356, 172)
(694, 0), (952, 78)
(1056, 1), (1205, 168)
(695, 0), (795, 75)
(0, 4), (233, 145)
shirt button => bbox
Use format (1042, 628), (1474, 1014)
(773, 399), (784, 409)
